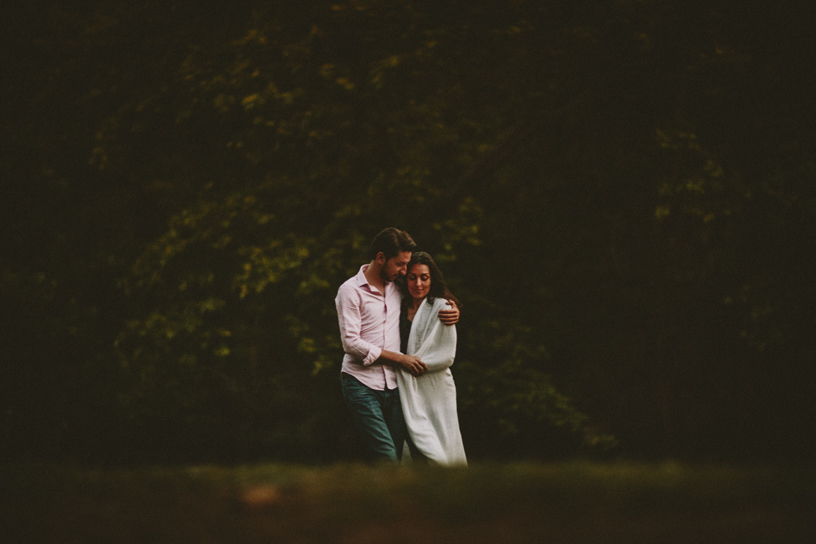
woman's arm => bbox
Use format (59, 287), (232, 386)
(411, 299), (457, 372)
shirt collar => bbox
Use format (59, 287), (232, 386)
(356, 264), (394, 295)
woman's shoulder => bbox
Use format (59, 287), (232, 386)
(425, 296), (453, 313)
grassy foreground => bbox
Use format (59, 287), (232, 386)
(1, 461), (814, 543)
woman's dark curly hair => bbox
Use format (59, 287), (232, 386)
(398, 251), (460, 307)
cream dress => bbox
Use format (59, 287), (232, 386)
(397, 297), (467, 466)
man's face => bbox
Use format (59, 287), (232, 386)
(379, 251), (412, 283)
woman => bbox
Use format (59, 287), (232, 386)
(397, 252), (467, 466)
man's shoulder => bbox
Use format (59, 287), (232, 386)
(336, 274), (363, 302)
(338, 275), (357, 289)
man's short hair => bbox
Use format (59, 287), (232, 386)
(370, 227), (417, 260)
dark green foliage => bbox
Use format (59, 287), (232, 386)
(1, 0), (814, 464)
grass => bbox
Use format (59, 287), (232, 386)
(1, 461), (814, 543)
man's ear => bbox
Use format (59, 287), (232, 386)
(375, 252), (386, 265)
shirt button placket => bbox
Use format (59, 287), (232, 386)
(382, 298), (387, 380)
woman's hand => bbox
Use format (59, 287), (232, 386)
(438, 302), (460, 326)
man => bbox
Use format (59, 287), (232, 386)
(335, 227), (459, 462)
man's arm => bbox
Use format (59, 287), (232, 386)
(335, 285), (382, 365)
(336, 285), (428, 375)
(377, 350), (428, 376)
(438, 301), (460, 326)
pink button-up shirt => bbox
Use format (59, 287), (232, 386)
(335, 265), (402, 390)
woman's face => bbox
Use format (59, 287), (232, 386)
(406, 263), (431, 300)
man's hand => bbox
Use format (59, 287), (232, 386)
(399, 354), (429, 376)
(377, 350), (428, 376)
(438, 302), (460, 326)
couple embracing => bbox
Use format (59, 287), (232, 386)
(335, 228), (467, 466)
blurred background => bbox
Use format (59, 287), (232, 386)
(2, 0), (814, 466)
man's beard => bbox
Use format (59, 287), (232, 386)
(379, 267), (393, 283)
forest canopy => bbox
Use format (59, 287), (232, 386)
(2, 0), (814, 464)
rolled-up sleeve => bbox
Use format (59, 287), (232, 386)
(335, 285), (382, 366)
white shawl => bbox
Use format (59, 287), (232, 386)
(397, 297), (467, 466)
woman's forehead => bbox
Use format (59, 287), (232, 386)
(408, 263), (431, 275)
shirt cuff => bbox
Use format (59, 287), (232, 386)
(362, 345), (382, 366)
